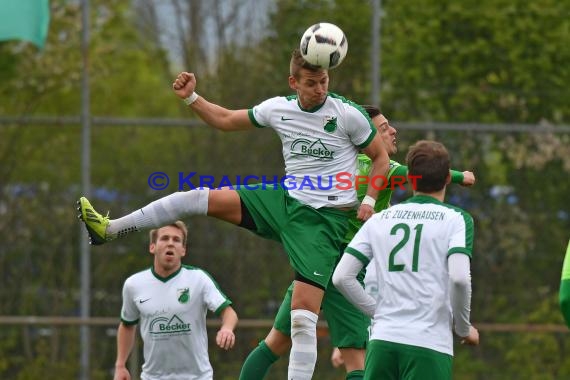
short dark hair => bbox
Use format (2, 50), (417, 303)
(290, 48), (323, 79)
(406, 140), (450, 192)
(361, 105), (381, 119)
(149, 221), (188, 247)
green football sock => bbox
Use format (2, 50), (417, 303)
(346, 369), (365, 380)
(239, 340), (280, 380)
(561, 279), (570, 328)
(560, 240), (570, 328)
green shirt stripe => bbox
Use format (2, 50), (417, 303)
(247, 108), (265, 128)
(214, 300), (233, 316)
(448, 247), (472, 258)
(345, 246), (370, 266)
(120, 317), (139, 326)
(356, 127), (377, 149)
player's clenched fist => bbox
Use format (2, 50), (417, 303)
(172, 72), (196, 99)
(461, 171), (476, 187)
(357, 203), (374, 221)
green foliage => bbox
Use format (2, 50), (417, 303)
(0, 0), (569, 378)
(381, 0), (570, 123)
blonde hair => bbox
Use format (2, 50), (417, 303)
(149, 221), (188, 247)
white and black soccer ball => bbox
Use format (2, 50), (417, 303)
(300, 23), (348, 70)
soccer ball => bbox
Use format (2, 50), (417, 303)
(300, 23), (348, 70)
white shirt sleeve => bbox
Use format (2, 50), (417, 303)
(200, 271), (232, 314)
(344, 106), (375, 148)
(250, 97), (279, 128)
(332, 254), (376, 317)
(120, 278), (139, 323)
(448, 253), (472, 337)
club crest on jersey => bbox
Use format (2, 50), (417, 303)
(323, 116), (337, 133)
(291, 138), (335, 160)
(177, 288), (190, 304)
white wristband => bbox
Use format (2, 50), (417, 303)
(361, 195), (376, 208)
(183, 92), (199, 105)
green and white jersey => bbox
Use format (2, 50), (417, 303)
(345, 195), (474, 355)
(121, 265), (232, 380)
(248, 93), (376, 208)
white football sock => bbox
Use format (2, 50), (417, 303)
(107, 189), (210, 238)
(288, 309), (318, 380)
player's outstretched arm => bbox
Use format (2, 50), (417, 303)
(392, 166), (475, 187)
(172, 72), (253, 132)
(216, 306), (238, 350)
(359, 133), (390, 221)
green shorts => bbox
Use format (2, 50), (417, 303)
(364, 340), (452, 380)
(273, 255), (369, 348)
(237, 184), (352, 288)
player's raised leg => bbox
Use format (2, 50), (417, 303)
(77, 187), (242, 245)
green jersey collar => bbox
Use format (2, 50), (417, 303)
(151, 265), (182, 282)
(402, 194), (444, 205)
(297, 96), (327, 113)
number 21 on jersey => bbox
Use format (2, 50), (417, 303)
(389, 223), (423, 272)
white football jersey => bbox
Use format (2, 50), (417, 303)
(363, 260), (379, 299)
(248, 93), (376, 208)
(345, 195), (474, 355)
(120, 265), (232, 380)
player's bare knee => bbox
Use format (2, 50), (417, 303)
(291, 281), (324, 313)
